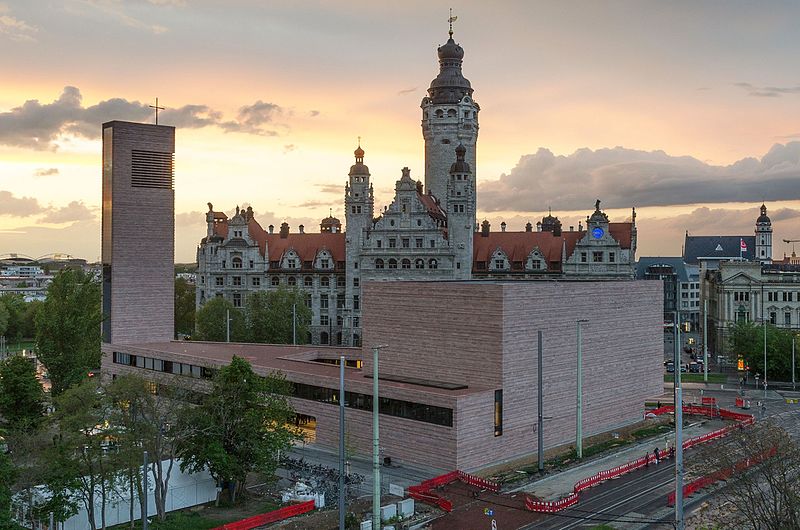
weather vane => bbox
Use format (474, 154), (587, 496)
(448, 8), (457, 38)
(149, 97), (165, 125)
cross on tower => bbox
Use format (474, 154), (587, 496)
(149, 97), (165, 125)
(448, 8), (457, 38)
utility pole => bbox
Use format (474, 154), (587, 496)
(703, 299), (708, 383)
(674, 305), (684, 530)
(763, 284), (767, 400)
(537, 330), (544, 474)
(142, 450), (149, 530)
(576, 320), (588, 459)
(339, 355), (345, 530)
(226, 309), (230, 343)
(292, 303), (297, 345)
(792, 333), (797, 390)
(372, 345), (385, 530)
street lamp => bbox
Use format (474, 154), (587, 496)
(371, 344), (387, 530)
(576, 319), (588, 460)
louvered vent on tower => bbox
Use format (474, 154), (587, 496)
(131, 150), (174, 189)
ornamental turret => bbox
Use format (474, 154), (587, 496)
(447, 144), (475, 279)
(421, 23), (479, 212)
(755, 203), (772, 263)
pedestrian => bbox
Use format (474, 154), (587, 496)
(654, 447), (660, 464)
(669, 446), (675, 459)
(657, 400), (662, 409)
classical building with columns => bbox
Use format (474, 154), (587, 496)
(196, 31), (637, 346)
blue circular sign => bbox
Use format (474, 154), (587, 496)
(592, 227), (604, 239)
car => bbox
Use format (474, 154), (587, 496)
(680, 364), (687, 372)
(689, 362), (700, 373)
(666, 361), (675, 373)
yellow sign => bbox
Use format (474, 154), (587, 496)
(737, 358), (745, 371)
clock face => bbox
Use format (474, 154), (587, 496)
(592, 227), (604, 239)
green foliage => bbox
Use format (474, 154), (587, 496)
(0, 302), (8, 338)
(19, 302), (40, 341)
(0, 443), (18, 530)
(44, 378), (120, 530)
(35, 269), (101, 396)
(728, 321), (797, 382)
(0, 295), (26, 342)
(663, 373), (727, 383)
(0, 355), (46, 433)
(195, 297), (245, 342)
(174, 278), (196, 338)
(245, 287), (311, 344)
(177, 356), (298, 503)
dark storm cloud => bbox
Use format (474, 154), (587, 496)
(477, 143), (800, 212)
(0, 87), (291, 150)
(734, 82), (800, 98)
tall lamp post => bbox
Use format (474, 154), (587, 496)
(372, 345), (386, 530)
(576, 319), (588, 459)
(674, 305), (684, 530)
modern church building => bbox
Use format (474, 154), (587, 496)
(101, 30), (662, 472)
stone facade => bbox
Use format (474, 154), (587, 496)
(196, 31), (637, 346)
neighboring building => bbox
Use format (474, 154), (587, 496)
(1, 265), (44, 277)
(684, 204), (772, 270)
(705, 260), (800, 357)
(102, 121), (175, 344)
(636, 257), (700, 330)
(196, 31), (637, 346)
(104, 280), (663, 472)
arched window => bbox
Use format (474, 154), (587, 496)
(320, 332), (329, 345)
(429, 259), (438, 269)
(321, 276), (330, 287)
(231, 257), (242, 269)
(415, 259), (425, 269)
(288, 276), (296, 286)
(375, 259), (384, 269)
(271, 276), (280, 287)
(401, 259), (411, 269)
(304, 276), (313, 287)
(388, 259), (398, 269)
(435, 109), (444, 118)
(447, 108), (456, 118)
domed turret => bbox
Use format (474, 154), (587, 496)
(427, 31), (473, 104)
(449, 144), (471, 174)
(349, 141), (369, 176)
(757, 203), (771, 224)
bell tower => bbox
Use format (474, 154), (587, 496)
(421, 23), (479, 212)
(447, 144), (475, 279)
(755, 203), (773, 263)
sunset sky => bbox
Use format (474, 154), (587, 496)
(1, 0), (800, 262)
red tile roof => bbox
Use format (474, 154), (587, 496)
(418, 192), (447, 223)
(213, 218), (345, 261)
(473, 223), (633, 267)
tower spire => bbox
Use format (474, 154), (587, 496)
(448, 8), (457, 38)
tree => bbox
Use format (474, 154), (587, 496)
(174, 278), (196, 338)
(0, 356), (46, 433)
(692, 418), (800, 529)
(0, 302), (8, 339)
(728, 321), (795, 382)
(19, 301), (40, 341)
(177, 356), (298, 503)
(0, 295), (26, 344)
(35, 269), (102, 396)
(246, 287), (311, 344)
(106, 375), (192, 523)
(195, 297), (245, 342)
(0, 436), (20, 530)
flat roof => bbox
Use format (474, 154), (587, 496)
(107, 341), (487, 397)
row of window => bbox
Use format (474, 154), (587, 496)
(579, 251), (616, 264)
(112, 352), (216, 379)
(475, 260), (546, 271)
(426, 108), (473, 119)
(209, 275), (352, 289)
(113, 352), (452, 427)
(767, 291), (796, 302)
(375, 258), (438, 270)
(213, 256), (344, 271)
(375, 237), (436, 249)
(292, 382), (453, 427)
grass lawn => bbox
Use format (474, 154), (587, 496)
(6, 339), (35, 353)
(663, 373), (727, 384)
(109, 499), (281, 530)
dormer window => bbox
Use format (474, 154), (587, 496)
(231, 257), (242, 269)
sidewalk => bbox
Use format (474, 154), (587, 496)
(511, 419), (725, 501)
